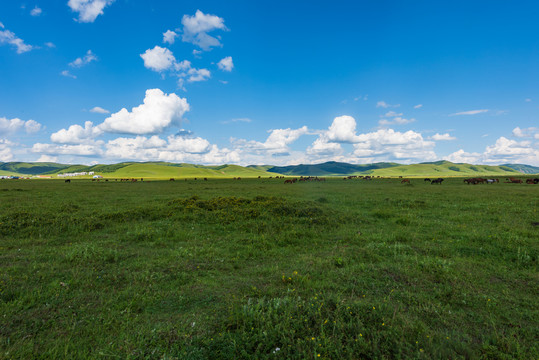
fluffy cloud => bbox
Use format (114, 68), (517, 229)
(430, 133), (456, 141)
(51, 121), (103, 144)
(98, 89), (189, 135)
(0, 139), (15, 161)
(69, 50), (97, 68)
(181, 10), (227, 50)
(352, 129), (436, 162)
(450, 109), (488, 116)
(512, 126), (538, 138)
(326, 116), (361, 143)
(140, 46), (176, 71)
(67, 0), (115, 23)
(36, 155), (58, 162)
(218, 56), (234, 72)
(0, 25), (34, 53)
(444, 149), (482, 164)
(232, 126), (309, 156)
(30, 7), (42, 16)
(90, 106), (110, 114)
(140, 47), (211, 87)
(0, 117), (42, 134)
(445, 136), (539, 166)
(163, 30), (178, 44)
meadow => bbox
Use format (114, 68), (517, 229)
(1, 177), (537, 359)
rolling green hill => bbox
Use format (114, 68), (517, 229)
(0, 162), (72, 175)
(368, 161), (519, 177)
(261, 161), (399, 176)
(500, 163), (539, 174)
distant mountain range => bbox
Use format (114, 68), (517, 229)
(0, 160), (538, 178)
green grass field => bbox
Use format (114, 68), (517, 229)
(1, 178), (537, 359)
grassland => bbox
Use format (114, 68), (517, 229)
(1, 178), (538, 359)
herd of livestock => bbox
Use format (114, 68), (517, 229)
(46, 175), (539, 184)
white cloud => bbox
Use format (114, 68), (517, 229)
(384, 111), (403, 117)
(24, 120), (42, 133)
(376, 101), (400, 108)
(232, 126), (309, 156)
(163, 30), (178, 44)
(187, 68), (211, 82)
(450, 109), (488, 116)
(69, 50), (97, 68)
(181, 10), (227, 51)
(31, 142), (103, 156)
(0, 139), (15, 161)
(512, 126), (538, 138)
(36, 155), (58, 162)
(379, 117), (415, 126)
(61, 70), (77, 79)
(430, 133), (456, 141)
(444, 149), (482, 164)
(445, 135), (539, 166)
(45, 42), (55, 48)
(51, 121), (103, 144)
(67, 0), (115, 23)
(0, 117), (42, 134)
(217, 56), (234, 72)
(140, 46), (176, 71)
(141, 47), (211, 88)
(90, 106), (110, 114)
(98, 89), (189, 135)
(414, 104), (423, 109)
(0, 26), (34, 53)
(222, 118), (251, 124)
(326, 116), (361, 143)
(30, 7), (42, 16)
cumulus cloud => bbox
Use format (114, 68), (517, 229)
(0, 117), (42, 134)
(140, 46), (176, 71)
(0, 25), (34, 53)
(140, 47), (211, 88)
(36, 155), (58, 162)
(445, 136), (539, 166)
(512, 126), (538, 138)
(444, 149), (482, 164)
(0, 139), (15, 161)
(450, 109), (488, 116)
(90, 106), (110, 114)
(325, 116), (361, 143)
(67, 0), (115, 23)
(69, 50), (97, 68)
(98, 89), (189, 135)
(163, 30), (178, 44)
(217, 56), (234, 72)
(51, 121), (103, 144)
(430, 133), (456, 141)
(181, 10), (227, 51)
(232, 126), (309, 156)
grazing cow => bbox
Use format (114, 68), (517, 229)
(65, 179), (71, 183)
(401, 179), (410, 184)
(431, 178), (444, 184)
(424, 178), (431, 182)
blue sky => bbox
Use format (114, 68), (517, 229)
(1, 0), (538, 166)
